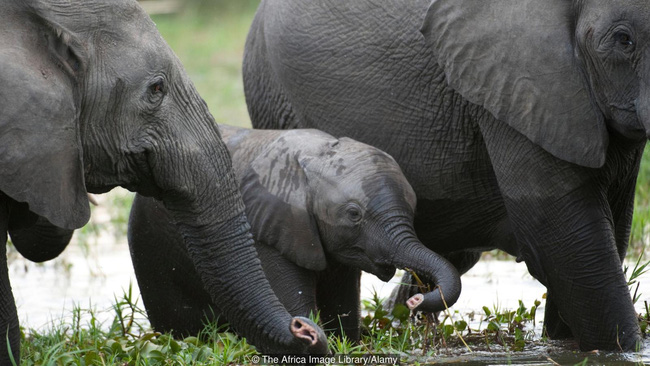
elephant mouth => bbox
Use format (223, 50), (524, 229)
(372, 263), (396, 282)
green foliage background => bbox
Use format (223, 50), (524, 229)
(152, 0), (260, 129)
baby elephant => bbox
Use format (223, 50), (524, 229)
(128, 125), (461, 340)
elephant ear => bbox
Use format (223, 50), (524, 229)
(0, 11), (89, 229)
(422, 0), (607, 168)
(239, 141), (327, 271)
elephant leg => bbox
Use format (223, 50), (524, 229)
(0, 196), (20, 364)
(478, 117), (641, 351)
(128, 196), (216, 337)
(543, 291), (573, 339)
(315, 265), (361, 341)
(605, 137), (645, 262)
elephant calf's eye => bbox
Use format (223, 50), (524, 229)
(346, 206), (362, 223)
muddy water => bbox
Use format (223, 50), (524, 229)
(8, 192), (650, 364)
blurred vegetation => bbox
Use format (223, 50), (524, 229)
(631, 148), (650, 257)
(151, 0), (260, 128)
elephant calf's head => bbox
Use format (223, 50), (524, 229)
(239, 129), (461, 312)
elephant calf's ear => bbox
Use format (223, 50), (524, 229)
(0, 15), (89, 229)
(239, 165), (327, 272)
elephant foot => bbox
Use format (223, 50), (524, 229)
(543, 294), (574, 339)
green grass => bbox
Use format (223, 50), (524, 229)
(19, 287), (612, 365)
(17, 287), (541, 365)
(19, 286), (258, 365)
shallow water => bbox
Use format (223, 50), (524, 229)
(8, 193), (650, 364)
(361, 261), (650, 364)
(12, 245), (650, 364)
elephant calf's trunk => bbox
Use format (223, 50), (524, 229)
(392, 240), (461, 312)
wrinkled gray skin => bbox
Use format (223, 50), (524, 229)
(0, 0), (326, 363)
(243, 0), (650, 351)
(128, 124), (461, 340)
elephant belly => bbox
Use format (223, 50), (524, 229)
(406, 131), (514, 255)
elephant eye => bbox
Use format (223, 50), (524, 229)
(147, 78), (166, 104)
(613, 31), (634, 48)
(150, 80), (165, 95)
(346, 205), (363, 223)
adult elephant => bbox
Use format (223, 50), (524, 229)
(0, 0), (325, 363)
(243, 0), (649, 351)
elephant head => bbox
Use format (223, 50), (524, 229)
(0, 0), (325, 360)
(239, 129), (461, 312)
(422, 0), (650, 351)
(422, 0), (650, 168)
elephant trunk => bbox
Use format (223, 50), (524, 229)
(389, 237), (461, 312)
(152, 91), (326, 354)
(637, 79), (650, 137)
(165, 197), (324, 353)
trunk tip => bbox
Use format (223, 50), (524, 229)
(407, 283), (462, 313)
(407, 293), (424, 310)
(290, 317), (328, 354)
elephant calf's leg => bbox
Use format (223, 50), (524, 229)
(128, 195), (216, 337)
(256, 244), (318, 316)
(316, 265), (362, 341)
